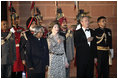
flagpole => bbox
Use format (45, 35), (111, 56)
(31, 1), (35, 17)
(10, 8), (13, 27)
(8, 1), (13, 27)
(77, 1), (79, 13)
(34, 2), (35, 17)
(55, 1), (56, 15)
(76, 1), (79, 13)
(55, 1), (58, 16)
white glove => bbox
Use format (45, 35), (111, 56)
(10, 27), (15, 33)
(110, 49), (114, 59)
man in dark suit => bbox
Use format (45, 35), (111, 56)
(25, 26), (49, 78)
(74, 16), (97, 78)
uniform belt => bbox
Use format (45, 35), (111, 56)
(50, 52), (64, 56)
(97, 46), (110, 51)
(16, 44), (19, 47)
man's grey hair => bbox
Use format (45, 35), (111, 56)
(79, 16), (89, 22)
(33, 26), (44, 36)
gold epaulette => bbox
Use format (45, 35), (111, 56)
(97, 46), (110, 51)
(66, 30), (73, 38)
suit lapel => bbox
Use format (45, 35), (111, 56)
(89, 29), (94, 47)
(81, 28), (87, 40)
(80, 28), (88, 43)
(90, 29), (93, 37)
(81, 28), (94, 47)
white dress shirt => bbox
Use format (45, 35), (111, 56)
(82, 27), (91, 46)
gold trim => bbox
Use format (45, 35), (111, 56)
(109, 51), (112, 65)
(97, 46), (110, 51)
(96, 33), (107, 44)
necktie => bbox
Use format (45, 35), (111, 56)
(85, 29), (90, 31)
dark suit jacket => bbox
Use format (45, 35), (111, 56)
(20, 30), (49, 73)
(20, 31), (31, 60)
(25, 34), (49, 73)
(74, 28), (97, 67)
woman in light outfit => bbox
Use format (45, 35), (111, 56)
(47, 21), (69, 78)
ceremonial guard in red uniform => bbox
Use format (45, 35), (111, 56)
(10, 7), (25, 78)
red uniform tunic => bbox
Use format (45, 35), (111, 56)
(12, 26), (24, 72)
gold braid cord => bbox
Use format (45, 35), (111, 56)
(1, 32), (12, 45)
(96, 33), (106, 44)
(66, 30), (73, 38)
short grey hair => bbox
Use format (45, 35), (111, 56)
(33, 26), (44, 36)
(79, 16), (89, 22)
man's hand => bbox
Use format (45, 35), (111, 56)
(22, 60), (26, 65)
(29, 67), (34, 70)
(110, 49), (114, 59)
(57, 39), (61, 44)
(45, 65), (48, 71)
(88, 37), (94, 42)
(1, 40), (5, 45)
(65, 63), (69, 68)
(94, 58), (97, 64)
